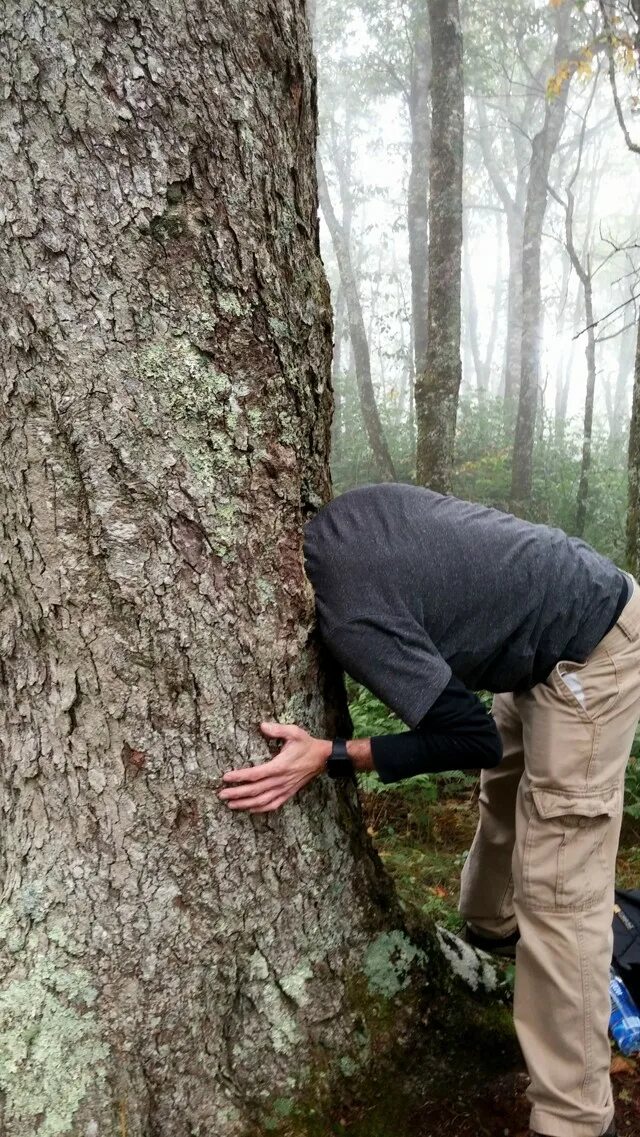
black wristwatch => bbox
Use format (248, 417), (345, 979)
(326, 738), (356, 780)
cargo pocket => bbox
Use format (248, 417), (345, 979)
(522, 785), (623, 911)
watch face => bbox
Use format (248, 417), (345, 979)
(327, 755), (354, 779)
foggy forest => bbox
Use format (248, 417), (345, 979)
(1, 1), (640, 1136)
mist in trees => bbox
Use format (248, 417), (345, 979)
(315, 0), (640, 568)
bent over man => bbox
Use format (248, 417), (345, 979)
(219, 482), (640, 1137)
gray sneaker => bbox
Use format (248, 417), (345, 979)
(463, 923), (520, 958)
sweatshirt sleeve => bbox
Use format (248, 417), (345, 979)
(323, 613), (452, 729)
(370, 675), (502, 784)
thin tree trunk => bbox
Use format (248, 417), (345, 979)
(556, 287), (583, 435)
(503, 208), (525, 409)
(552, 254), (571, 433)
(332, 282), (346, 463)
(318, 159), (396, 482)
(482, 214), (504, 393)
(549, 72), (599, 535)
(510, 3), (573, 512)
(415, 0), (464, 492)
(610, 321), (635, 445)
(463, 238), (485, 395)
(627, 315), (640, 575)
(576, 268), (597, 536)
(408, 0), (432, 379)
(474, 100), (525, 411)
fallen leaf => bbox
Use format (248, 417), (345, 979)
(610, 1055), (634, 1076)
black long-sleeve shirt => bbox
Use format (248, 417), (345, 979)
(370, 675), (502, 784)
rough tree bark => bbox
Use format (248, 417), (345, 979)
(0, 3), (439, 1134)
(317, 158), (396, 482)
(510, 1), (573, 512)
(415, 0), (464, 493)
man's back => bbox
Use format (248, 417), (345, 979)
(304, 483), (628, 726)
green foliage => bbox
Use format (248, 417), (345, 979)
(454, 395), (628, 564)
(347, 679), (407, 738)
(333, 390), (628, 567)
(624, 730), (640, 819)
(347, 680), (477, 807)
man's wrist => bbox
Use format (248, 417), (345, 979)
(316, 738), (375, 775)
(345, 739), (374, 773)
(315, 739), (333, 771)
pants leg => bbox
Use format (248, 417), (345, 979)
(459, 692), (523, 938)
(512, 588), (640, 1137)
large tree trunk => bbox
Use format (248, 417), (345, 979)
(317, 159), (396, 482)
(0, 4), (433, 1134)
(407, 0), (432, 380)
(415, 0), (464, 492)
(510, 3), (573, 512)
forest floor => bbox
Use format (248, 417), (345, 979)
(352, 782), (640, 1137)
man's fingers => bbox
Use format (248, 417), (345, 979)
(260, 721), (306, 742)
(249, 792), (291, 813)
(222, 754), (292, 785)
(226, 786), (291, 811)
(219, 777), (289, 801)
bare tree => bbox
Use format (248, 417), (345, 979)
(474, 99), (529, 408)
(549, 74), (601, 536)
(408, 0), (432, 381)
(510, 0), (574, 512)
(597, 0), (640, 570)
(318, 156), (396, 481)
(415, 0), (464, 492)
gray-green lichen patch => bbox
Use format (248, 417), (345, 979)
(18, 881), (50, 923)
(363, 930), (429, 999)
(0, 957), (110, 1136)
(339, 1055), (359, 1078)
(138, 339), (232, 421)
(268, 316), (290, 340)
(279, 961), (314, 1007)
(218, 291), (247, 317)
(135, 337), (253, 510)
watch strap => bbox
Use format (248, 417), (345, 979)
(327, 738), (355, 780)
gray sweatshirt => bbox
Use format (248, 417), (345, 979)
(303, 483), (628, 728)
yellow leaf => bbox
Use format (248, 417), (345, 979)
(576, 59), (593, 78)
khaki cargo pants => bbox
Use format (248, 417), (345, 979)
(459, 580), (640, 1137)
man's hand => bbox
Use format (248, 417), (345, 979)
(217, 722), (331, 813)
